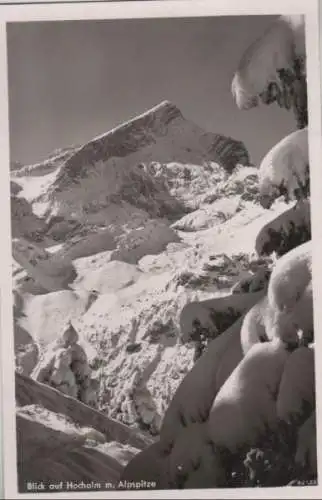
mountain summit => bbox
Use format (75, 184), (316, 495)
(54, 100), (250, 186)
(26, 100), (250, 222)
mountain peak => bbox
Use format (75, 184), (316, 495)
(91, 100), (183, 144)
(42, 99), (250, 203)
(133, 100), (183, 121)
(53, 100), (184, 184)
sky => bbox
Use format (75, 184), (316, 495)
(7, 15), (296, 166)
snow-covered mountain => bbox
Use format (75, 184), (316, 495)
(11, 101), (264, 425)
(11, 97), (313, 491)
(12, 101), (250, 223)
(52, 100), (250, 187)
(11, 101), (255, 283)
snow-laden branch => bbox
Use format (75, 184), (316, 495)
(258, 127), (309, 209)
(231, 15), (306, 116)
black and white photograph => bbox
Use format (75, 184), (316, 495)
(1, 0), (322, 497)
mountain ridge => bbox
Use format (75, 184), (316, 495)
(24, 100), (250, 226)
(44, 99), (250, 195)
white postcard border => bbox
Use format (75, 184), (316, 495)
(0, 1), (321, 498)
